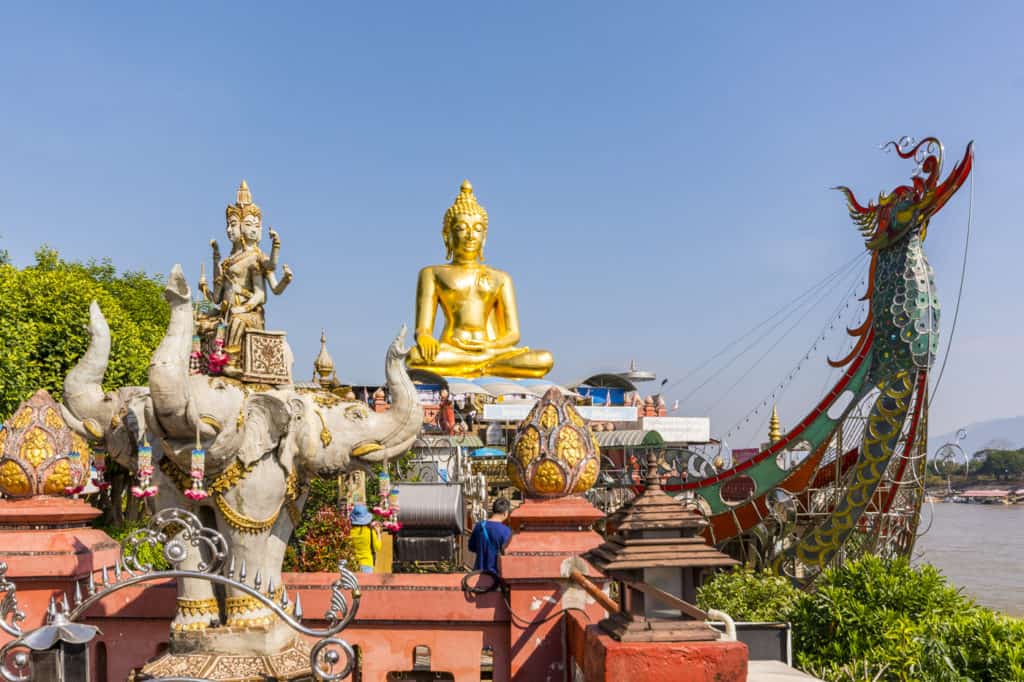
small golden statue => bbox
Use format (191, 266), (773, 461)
(407, 180), (554, 378)
(199, 180), (293, 377)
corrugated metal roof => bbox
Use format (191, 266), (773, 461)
(594, 430), (664, 448)
(413, 434), (484, 448)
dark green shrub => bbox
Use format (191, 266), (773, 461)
(97, 521), (170, 571)
(698, 556), (1024, 682)
(284, 505), (357, 572)
(697, 568), (802, 622)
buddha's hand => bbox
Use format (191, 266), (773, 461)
(269, 229), (281, 247)
(282, 264), (293, 281)
(451, 337), (486, 352)
(416, 332), (440, 363)
(210, 240), (221, 259)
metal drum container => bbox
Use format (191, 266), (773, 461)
(394, 483), (465, 566)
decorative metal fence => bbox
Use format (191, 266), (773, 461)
(0, 508), (361, 682)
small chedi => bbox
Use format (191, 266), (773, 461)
(507, 387), (600, 497)
(54, 180), (423, 676)
(407, 179), (555, 378)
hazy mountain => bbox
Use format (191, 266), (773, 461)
(928, 416), (1024, 458)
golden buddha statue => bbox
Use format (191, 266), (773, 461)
(407, 180), (554, 378)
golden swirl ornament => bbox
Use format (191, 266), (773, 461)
(0, 389), (91, 498)
(507, 387), (600, 498)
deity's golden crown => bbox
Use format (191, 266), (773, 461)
(226, 179), (262, 220)
(443, 179), (488, 231)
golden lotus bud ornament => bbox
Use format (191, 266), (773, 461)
(0, 389), (91, 498)
(508, 387), (600, 498)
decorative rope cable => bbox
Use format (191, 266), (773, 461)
(664, 251), (867, 398)
(675, 252), (869, 411)
(707, 258), (866, 418)
(751, 273), (869, 441)
(719, 258), (869, 443)
(929, 168), (974, 407)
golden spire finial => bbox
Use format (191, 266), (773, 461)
(226, 179), (261, 220)
(314, 328), (336, 385)
(443, 178), (488, 231)
(769, 405), (781, 443)
(237, 179), (252, 206)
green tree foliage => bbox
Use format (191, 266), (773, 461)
(698, 557), (1024, 682)
(975, 449), (1024, 481)
(0, 247), (167, 420)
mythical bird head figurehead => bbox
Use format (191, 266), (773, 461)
(835, 137), (973, 250)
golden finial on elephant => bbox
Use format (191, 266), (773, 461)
(407, 179), (554, 378)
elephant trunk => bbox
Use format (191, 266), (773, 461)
(376, 325), (422, 455)
(346, 326), (423, 464)
(148, 265), (198, 439)
(62, 301), (116, 433)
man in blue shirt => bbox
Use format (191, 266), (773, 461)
(468, 498), (512, 575)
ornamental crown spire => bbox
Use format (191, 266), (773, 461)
(226, 179), (261, 220)
(442, 179), (488, 230)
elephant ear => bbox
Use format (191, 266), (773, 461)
(236, 393), (294, 467)
(276, 397), (308, 475)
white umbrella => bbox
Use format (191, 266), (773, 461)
(445, 379), (493, 397)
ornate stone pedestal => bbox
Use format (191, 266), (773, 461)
(134, 623), (313, 681)
(501, 496), (608, 682)
(0, 496), (121, 632)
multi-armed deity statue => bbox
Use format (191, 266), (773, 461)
(407, 180), (555, 379)
(198, 180), (293, 379)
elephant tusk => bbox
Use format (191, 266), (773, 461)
(200, 415), (223, 433)
(351, 442), (384, 458)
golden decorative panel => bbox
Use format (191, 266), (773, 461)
(506, 387), (601, 498)
(556, 426), (584, 467)
(515, 427), (540, 466)
(44, 408), (65, 430)
(540, 405), (559, 430)
(20, 427), (53, 468)
(43, 459), (73, 495)
(567, 406), (585, 427)
(0, 461), (30, 496)
(10, 408), (32, 429)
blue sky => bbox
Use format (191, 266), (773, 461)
(0, 2), (1019, 444)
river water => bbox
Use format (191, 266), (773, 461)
(914, 502), (1023, 616)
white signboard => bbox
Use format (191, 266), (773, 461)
(482, 404), (640, 423)
(642, 416), (711, 443)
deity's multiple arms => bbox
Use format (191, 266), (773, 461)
(262, 230), (293, 296)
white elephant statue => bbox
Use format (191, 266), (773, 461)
(60, 265), (423, 632)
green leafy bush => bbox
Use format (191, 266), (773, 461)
(697, 567), (802, 622)
(698, 557), (1024, 682)
(97, 521), (170, 571)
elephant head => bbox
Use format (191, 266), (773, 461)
(61, 301), (149, 468)
(208, 328), (423, 478)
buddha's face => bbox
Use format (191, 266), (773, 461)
(446, 212), (486, 262)
(226, 215), (242, 243)
(242, 214), (262, 245)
